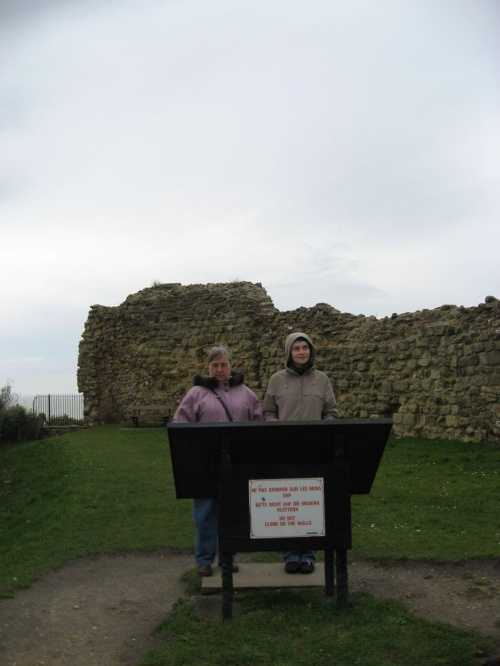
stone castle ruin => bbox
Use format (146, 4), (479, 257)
(77, 282), (500, 442)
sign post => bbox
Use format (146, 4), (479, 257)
(168, 419), (392, 621)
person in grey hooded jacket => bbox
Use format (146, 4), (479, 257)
(263, 331), (338, 573)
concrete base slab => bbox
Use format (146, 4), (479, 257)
(201, 562), (326, 593)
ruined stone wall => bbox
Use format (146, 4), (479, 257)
(78, 282), (500, 442)
(77, 282), (275, 425)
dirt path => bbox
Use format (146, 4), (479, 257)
(0, 551), (498, 666)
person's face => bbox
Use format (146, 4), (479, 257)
(291, 340), (310, 365)
(208, 355), (231, 381)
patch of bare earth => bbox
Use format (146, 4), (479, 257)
(0, 552), (498, 665)
(350, 558), (500, 638)
(0, 550), (192, 666)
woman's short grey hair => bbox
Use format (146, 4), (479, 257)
(208, 346), (232, 364)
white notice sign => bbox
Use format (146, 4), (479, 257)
(249, 478), (325, 539)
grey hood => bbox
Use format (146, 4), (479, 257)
(284, 331), (316, 368)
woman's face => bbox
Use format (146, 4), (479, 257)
(208, 354), (231, 382)
(291, 340), (310, 366)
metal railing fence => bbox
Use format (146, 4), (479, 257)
(33, 394), (84, 426)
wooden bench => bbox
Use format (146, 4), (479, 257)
(129, 406), (171, 428)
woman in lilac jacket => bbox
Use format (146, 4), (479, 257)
(173, 346), (263, 576)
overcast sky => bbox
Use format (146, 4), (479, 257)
(1, 0), (499, 399)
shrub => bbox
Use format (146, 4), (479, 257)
(0, 405), (43, 444)
(48, 414), (84, 426)
(0, 379), (19, 410)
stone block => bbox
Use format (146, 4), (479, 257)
(401, 413), (417, 426)
(480, 351), (500, 366)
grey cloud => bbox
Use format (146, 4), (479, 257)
(0, 0), (498, 396)
(0, 0), (91, 22)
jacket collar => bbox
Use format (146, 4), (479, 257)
(193, 371), (245, 388)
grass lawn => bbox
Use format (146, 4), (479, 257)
(1, 425), (498, 664)
(0, 425), (193, 593)
(350, 436), (499, 559)
(141, 590), (493, 666)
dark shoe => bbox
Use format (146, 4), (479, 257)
(198, 565), (213, 577)
(285, 561), (300, 574)
(218, 562), (240, 573)
(299, 561), (315, 574)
